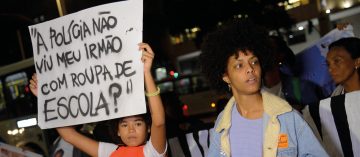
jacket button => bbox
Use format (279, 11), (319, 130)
(267, 147), (272, 150)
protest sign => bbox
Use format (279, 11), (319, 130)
(28, 0), (145, 129)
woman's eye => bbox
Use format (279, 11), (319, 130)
(120, 123), (127, 127)
(334, 58), (342, 64)
(251, 60), (259, 65)
(235, 64), (242, 69)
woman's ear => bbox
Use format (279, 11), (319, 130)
(222, 73), (230, 84)
(355, 58), (360, 68)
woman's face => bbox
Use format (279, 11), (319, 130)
(326, 47), (358, 84)
(222, 50), (262, 95)
(117, 115), (148, 146)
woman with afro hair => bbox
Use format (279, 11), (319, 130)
(200, 19), (328, 157)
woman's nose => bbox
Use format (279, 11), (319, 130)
(247, 64), (255, 74)
(328, 63), (335, 73)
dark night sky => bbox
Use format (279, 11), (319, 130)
(0, 0), (292, 66)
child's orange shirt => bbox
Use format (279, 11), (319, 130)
(110, 145), (145, 157)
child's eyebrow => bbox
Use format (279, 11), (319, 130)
(134, 119), (144, 122)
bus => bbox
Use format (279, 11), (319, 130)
(0, 57), (53, 157)
(155, 51), (226, 123)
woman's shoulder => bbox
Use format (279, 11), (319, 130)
(262, 91), (292, 116)
(278, 109), (300, 117)
(331, 85), (344, 96)
(277, 109), (307, 127)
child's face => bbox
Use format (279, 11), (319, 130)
(222, 50), (262, 94)
(117, 115), (148, 146)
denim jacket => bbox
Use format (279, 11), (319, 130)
(207, 91), (328, 157)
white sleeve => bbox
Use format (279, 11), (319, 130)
(143, 138), (168, 157)
(98, 142), (117, 157)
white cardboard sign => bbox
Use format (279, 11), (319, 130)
(28, 0), (146, 129)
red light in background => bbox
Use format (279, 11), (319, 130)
(182, 104), (189, 116)
(25, 86), (30, 93)
(182, 104), (188, 110)
(169, 70), (175, 76)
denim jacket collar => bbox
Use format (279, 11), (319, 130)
(214, 91), (292, 157)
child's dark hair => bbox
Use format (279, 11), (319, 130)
(108, 113), (151, 145)
(199, 19), (273, 93)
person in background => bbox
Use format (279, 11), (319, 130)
(199, 19), (328, 157)
(325, 36), (360, 156)
(327, 37), (360, 96)
(29, 43), (167, 157)
(263, 36), (326, 111)
(302, 37), (360, 157)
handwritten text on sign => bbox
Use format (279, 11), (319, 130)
(29, 0), (145, 129)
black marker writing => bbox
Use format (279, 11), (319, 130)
(35, 55), (53, 74)
(84, 35), (122, 60)
(41, 73), (68, 95)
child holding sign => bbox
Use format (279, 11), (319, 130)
(30, 43), (167, 157)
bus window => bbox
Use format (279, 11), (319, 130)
(155, 67), (167, 81)
(0, 82), (5, 111)
(176, 50), (201, 75)
(175, 78), (191, 94)
(191, 75), (209, 92)
(5, 72), (28, 100)
(156, 73), (218, 118)
(158, 81), (174, 93)
(172, 51), (220, 119)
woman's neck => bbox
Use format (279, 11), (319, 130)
(233, 92), (263, 119)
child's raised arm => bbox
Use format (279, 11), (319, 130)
(139, 43), (166, 154)
(29, 74), (100, 157)
(56, 127), (99, 156)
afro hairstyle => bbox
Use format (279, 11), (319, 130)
(199, 19), (273, 93)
